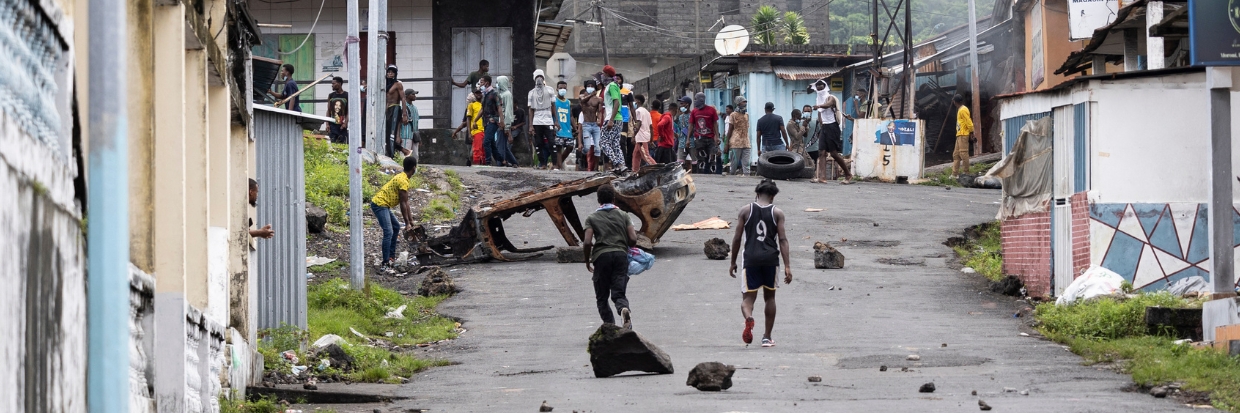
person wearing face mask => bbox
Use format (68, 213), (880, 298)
(674, 96), (692, 169)
(809, 79), (854, 184)
(841, 87), (866, 157)
(724, 96), (751, 176)
(802, 104), (820, 169)
(578, 79), (603, 171)
(527, 70), (559, 169)
(553, 80), (575, 170)
(689, 92), (720, 174)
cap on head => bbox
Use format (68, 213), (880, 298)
(678, 96), (692, 104)
(734, 95), (747, 105)
(602, 65), (617, 77)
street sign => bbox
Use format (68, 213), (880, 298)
(1189, 0), (1240, 66)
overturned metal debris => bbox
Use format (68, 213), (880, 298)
(411, 164), (696, 264)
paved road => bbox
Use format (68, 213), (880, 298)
(390, 168), (1195, 413)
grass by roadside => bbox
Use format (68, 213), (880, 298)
(920, 161), (996, 187)
(219, 393), (335, 413)
(1035, 292), (1240, 411)
(257, 278), (458, 384)
(950, 221), (1003, 282)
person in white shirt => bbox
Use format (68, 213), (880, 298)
(527, 69), (559, 169)
(810, 79), (853, 184)
(630, 94), (657, 171)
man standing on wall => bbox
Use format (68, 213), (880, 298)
(270, 63), (301, 112)
(528, 70), (559, 169)
(952, 94), (975, 177)
(725, 96), (751, 176)
(554, 80), (576, 171)
(729, 179), (792, 347)
(451, 59), (490, 92)
(600, 65), (628, 172)
(810, 79), (853, 184)
(384, 65), (411, 158)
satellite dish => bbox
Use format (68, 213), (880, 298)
(714, 25), (750, 56)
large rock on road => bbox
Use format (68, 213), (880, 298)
(686, 362), (735, 391)
(587, 324), (674, 378)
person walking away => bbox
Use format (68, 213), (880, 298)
(326, 77), (348, 143)
(802, 105), (820, 169)
(725, 96), (751, 176)
(674, 96), (692, 170)
(450, 59), (489, 92)
(648, 100), (664, 162)
(479, 76), (501, 165)
(528, 70), (559, 169)
(756, 102), (789, 154)
(579, 79), (604, 171)
(451, 91), (484, 165)
(729, 179), (792, 347)
(630, 94), (657, 171)
(620, 93), (635, 168)
(841, 88), (866, 156)
(495, 76), (520, 167)
(384, 65), (411, 158)
(398, 90), (421, 159)
(583, 184), (639, 329)
(786, 109), (806, 159)
(599, 65), (628, 172)
(553, 80), (576, 170)
(270, 64), (301, 112)
(952, 94), (975, 177)
(689, 93), (720, 174)
(810, 80), (854, 184)
(654, 100), (676, 164)
(370, 156), (419, 272)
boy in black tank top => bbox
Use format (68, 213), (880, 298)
(729, 180), (793, 347)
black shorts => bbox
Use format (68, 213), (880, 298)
(743, 266), (778, 292)
(818, 122), (842, 153)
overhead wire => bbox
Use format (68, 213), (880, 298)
(598, 0), (835, 42)
(277, 0), (326, 55)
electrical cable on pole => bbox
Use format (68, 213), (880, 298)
(594, 1), (609, 65)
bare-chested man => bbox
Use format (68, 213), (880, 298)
(384, 64), (410, 158)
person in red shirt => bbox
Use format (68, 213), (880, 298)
(654, 100), (676, 163)
(689, 92), (720, 174)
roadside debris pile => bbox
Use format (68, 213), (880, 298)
(587, 324), (674, 378)
(686, 362), (735, 391)
(417, 266), (458, 297)
(813, 242), (844, 269)
(261, 339), (357, 387)
(704, 238), (729, 260)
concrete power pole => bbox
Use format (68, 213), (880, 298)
(375, 0), (389, 158)
(367, 4), (380, 152)
(348, 0), (364, 289)
(966, 0), (983, 147)
(594, 1), (609, 65)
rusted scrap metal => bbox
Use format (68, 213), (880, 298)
(411, 164), (696, 264)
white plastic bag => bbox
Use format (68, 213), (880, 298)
(1056, 266), (1124, 305)
(628, 247), (655, 275)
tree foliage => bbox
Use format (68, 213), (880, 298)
(827, 0), (996, 48)
(782, 11), (810, 45)
(752, 5), (781, 45)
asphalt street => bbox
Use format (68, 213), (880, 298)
(389, 168), (1197, 413)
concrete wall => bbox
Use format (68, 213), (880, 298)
(249, 0), (436, 128)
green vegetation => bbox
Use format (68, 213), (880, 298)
(304, 136), (385, 226)
(829, 0), (996, 47)
(219, 393), (284, 413)
(951, 221), (1003, 282)
(751, 6), (810, 45)
(1035, 294), (1240, 411)
(919, 161), (996, 187)
(257, 278), (458, 383)
(781, 12), (810, 45)
(307, 259), (347, 274)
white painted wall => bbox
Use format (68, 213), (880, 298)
(248, 0), (435, 128)
(998, 70), (1240, 204)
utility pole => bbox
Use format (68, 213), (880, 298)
(347, 0), (364, 289)
(903, 0), (913, 119)
(967, 0), (983, 146)
(594, 1), (609, 65)
(375, 0), (388, 159)
(367, 4), (380, 152)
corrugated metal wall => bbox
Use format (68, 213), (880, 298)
(1003, 111), (1052, 155)
(254, 109), (308, 330)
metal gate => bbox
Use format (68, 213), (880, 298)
(1052, 105), (1073, 295)
(254, 106), (312, 329)
(450, 28), (513, 128)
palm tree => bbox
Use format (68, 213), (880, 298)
(751, 5), (780, 45)
(782, 11), (810, 45)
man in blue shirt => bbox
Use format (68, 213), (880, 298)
(553, 80), (575, 170)
(270, 64), (300, 112)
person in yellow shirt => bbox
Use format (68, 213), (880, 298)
(952, 94), (975, 177)
(371, 156), (418, 271)
(452, 92), (485, 166)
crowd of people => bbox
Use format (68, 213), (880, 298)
(446, 61), (877, 183)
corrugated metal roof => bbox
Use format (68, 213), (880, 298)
(773, 66), (841, 80)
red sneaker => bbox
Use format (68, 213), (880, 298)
(742, 317), (755, 344)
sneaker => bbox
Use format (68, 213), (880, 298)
(620, 308), (632, 330)
(761, 338), (776, 347)
(742, 317), (755, 344)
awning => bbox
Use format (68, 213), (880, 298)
(773, 66), (841, 80)
(535, 22), (573, 59)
